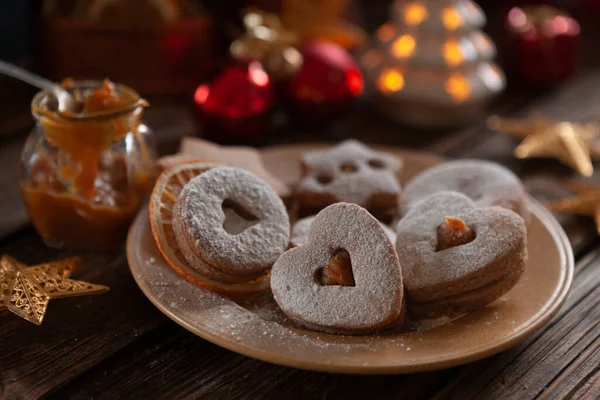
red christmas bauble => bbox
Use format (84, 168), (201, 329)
(193, 62), (275, 143)
(582, 0), (600, 13)
(287, 40), (363, 124)
(505, 6), (580, 85)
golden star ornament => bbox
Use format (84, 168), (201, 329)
(546, 179), (600, 234)
(487, 115), (600, 177)
(0, 256), (108, 325)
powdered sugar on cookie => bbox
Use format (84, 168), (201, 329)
(290, 215), (396, 247)
(401, 160), (528, 221)
(290, 216), (316, 247)
(395, 192), (527, 302)
(173, 167), (290, 283)
(272, 203), (404, 333)
(297, 140), (402, 208)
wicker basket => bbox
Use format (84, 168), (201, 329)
(38, 16), (218, 95)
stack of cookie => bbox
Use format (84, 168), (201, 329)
(151, 139), (529, 335)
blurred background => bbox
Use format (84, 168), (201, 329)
(1, 0), (593, 148)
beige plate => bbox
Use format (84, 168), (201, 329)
(127, 144), (574, 374)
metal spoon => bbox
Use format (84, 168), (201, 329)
(0, 59), (81, 114)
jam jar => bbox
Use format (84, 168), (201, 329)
(20, 79), (155, 250)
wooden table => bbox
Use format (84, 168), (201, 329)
(1, 7), (600, 400)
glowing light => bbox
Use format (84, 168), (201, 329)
(547, 16), (573, 36)
(507, 7), (528, 30)
(442, 8), (463, 31)
(377, 69), (404, 93)
(442, 40), (464, 66)
(194, 85), (210, 104)
(466, 1), (479, 14)
(362, 50), (382, 69)
(404, 3), (428, 26)
(248, 62), (269, 87)
(243, 12), (262, 28)
(346, 69), (364, 96)
(391, 35), (416, 59)
(472, 32), (492, 54)
(478, 64), (504, 91)
(445, 73), (471, 103)
(377, 24), (395, 42)
(283, 47), (302, 66)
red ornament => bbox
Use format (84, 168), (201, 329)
(505, 6), (580, 85)
(287, 40), (363, 124)
(582, 0), (600, 13)
(193, 62), (275, 143)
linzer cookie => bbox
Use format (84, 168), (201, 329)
(395, 191), (527, 319)
(173, 167), (290, 284)
(295, 140), (402, 221)
(400, 160), (529, 222)
(290, 215), (397, 248)
(271, 203), (404, 334)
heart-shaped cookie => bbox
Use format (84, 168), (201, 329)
(395, 191), (527, 319)
(290, 215), (397, 248)
(271, 203), (404, 334)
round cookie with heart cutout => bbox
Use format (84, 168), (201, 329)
(271, 202), (404, 334)
(173, 167), (290, 285)
(395, 191), (527, 319)
(400, 160), (529, 222)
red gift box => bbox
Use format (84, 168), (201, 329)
(505, 6), (580, 85)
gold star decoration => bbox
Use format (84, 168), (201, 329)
(281, 0), (366, 49)
(0, 256), (108, 325)
(487, 114), (600, 177)
(546, 179), (600, 234)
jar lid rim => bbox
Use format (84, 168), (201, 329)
(31, 80), (145, 122)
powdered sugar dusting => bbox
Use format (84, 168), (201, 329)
(395, 192), (527, 300)
(401, 159), (528, 220)
(290, 216), (316, 247)
(173, 167), (290, 283)
(178, 137), (291, 198)
(291, 215), (397, 247)
(297, 140), (402, 207)
(271, 203), (404, 333)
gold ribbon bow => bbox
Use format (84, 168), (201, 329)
(230, 8), (303, 80)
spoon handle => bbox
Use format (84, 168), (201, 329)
(0, 59), (57, 92)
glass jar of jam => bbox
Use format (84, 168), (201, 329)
(20, 79), (155, 250)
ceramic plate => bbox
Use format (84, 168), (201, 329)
(127, 144), (573, 374)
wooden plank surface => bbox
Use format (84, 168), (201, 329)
(2, 92), (599, 399)
(1, 4), (600, 400)
(49, 248), (600, 400)
(0, 233), (168, 400)
(2, 82), (599, 399)
(39, 64), (600, 397)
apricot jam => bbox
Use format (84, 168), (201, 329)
(20, 80), (154, 250)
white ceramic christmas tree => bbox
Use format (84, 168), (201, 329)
(362, 0), (505, 127)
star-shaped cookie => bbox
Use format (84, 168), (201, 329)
(296, 140), (402, 220)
